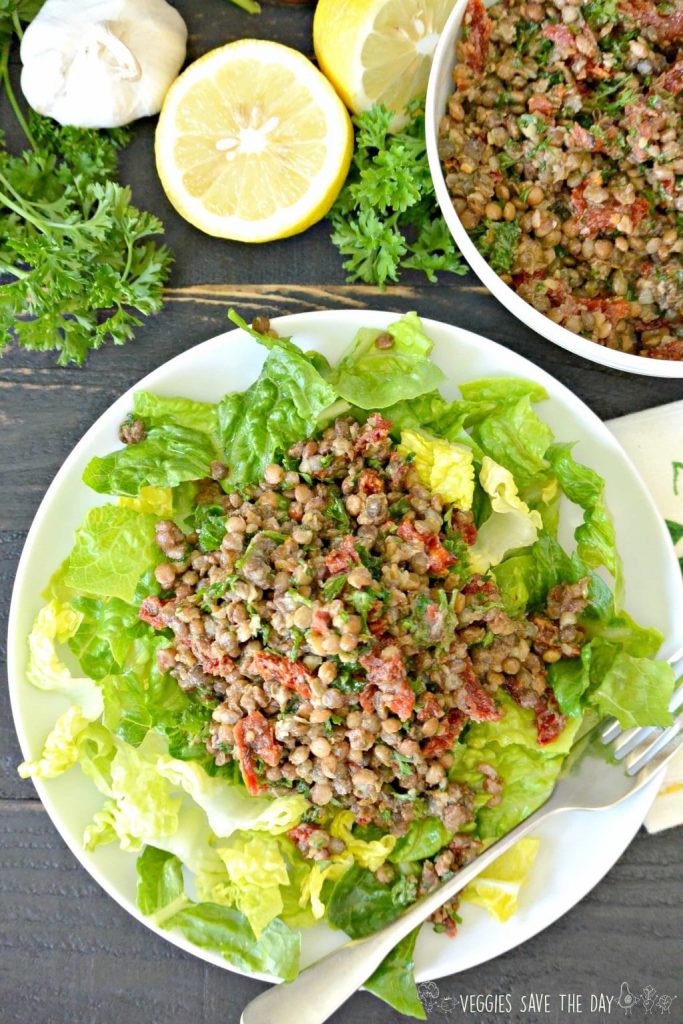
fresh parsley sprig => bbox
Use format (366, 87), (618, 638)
(0, 7), (172, 364)
(328, 102), (467, 288)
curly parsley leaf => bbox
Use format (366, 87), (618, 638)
(328, 102), (467, 288)
(472, 219), (521, 276)
(0, 30), (171, 364)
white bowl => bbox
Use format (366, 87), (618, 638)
(9, 311), (683, 985)
(426, 0), (683, 378)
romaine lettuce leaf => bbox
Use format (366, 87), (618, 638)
(330, 810), (395, 870)
(388, 817), (451, 863)
(470, 395), (553, 489)
(132, 391), (219, 438)
(462, 837), (539, 922)
(326, 863), (416, 938)
(83, 424), (220, 497)
(366, 928), (426, 1020)
(119, 486), (174, 517)
(154, 757), (308, 838)
(466, 691), (582, 756)
(459, 378), (548, 405)
(398, 429), (474, 509)
(18, 705), (92, 780)
(469, 458), (542, 574)
(587, 647), (675, 728)
(218, 346), (337, 485)
(214, 833), (290, 937)
(63, 504), (160, 603)
(136, 845), (300, 981)
(547, 645), (592, 718)
(545, 443), (622, 595)
(164, 901), (300, 981)
(25, 601), (103, 720)
(450, 741), (563, 841)
(493, 532), (579, 616)
(327, 312), (446, 409)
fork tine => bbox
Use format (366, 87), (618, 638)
(600, 717), (621, 743)
(625, 712), (683, 776)
(611, 725), (658, 759)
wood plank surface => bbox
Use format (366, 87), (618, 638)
(1, 2), (681, 1022)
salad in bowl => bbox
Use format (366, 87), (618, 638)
(15, 311), (677, 1016)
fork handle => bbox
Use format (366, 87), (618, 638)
(241, 803), (554, 1024)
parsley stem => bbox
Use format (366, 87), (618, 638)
(11, 11), (23, 40)
(0, 39), (36, 150)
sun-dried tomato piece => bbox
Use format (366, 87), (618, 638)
(528, 94), (554, 116)
(358, 468), (384, 494)
(234, 711), (280, 795)
(249, 650), (314, 699)
(324, 534), (360, 576)
(462, 0), (492, 75)
(570, 182), (649, 237)
(620, 0), (683, 43)
(649, 339), (683, 361)
(288, 823), (323, 857)
(416, 692), (443, 722)
(460, 664), (503, 722)
(359, 646), (415, 720)
(657, 60), (683, 95)
(354, 413), (392, 455)
(359, 683), (379, 714)
(542, 23), (576, 57)
(582, 297), (631, 323)
(397, 520), (456, 576)
(462, 575), (498, 599)
(139, 595), (173, 630)
(535, 693), (567, 745)
(311, 609), (332, 635)
(422, 709), (467, 758)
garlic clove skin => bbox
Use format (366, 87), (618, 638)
(20, 0), (188, 129)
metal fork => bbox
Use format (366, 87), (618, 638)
(242, 687), (683, 1024)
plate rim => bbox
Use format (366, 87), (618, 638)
(7, 309), (683, 986)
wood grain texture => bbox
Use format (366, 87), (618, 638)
(1, 2), (682, 1021)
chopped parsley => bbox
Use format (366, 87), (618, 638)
(472, 219), (521, 277)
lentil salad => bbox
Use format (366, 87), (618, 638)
(438, 0), (683, 360)
(18, 310), (677, 1013)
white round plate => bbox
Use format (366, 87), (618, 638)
(426, 0), (683, 378)
(8, 311), (683, 984)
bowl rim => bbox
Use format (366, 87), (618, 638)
(425, 0), (683, 378)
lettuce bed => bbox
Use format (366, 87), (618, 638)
(18, 311), (675, 1018)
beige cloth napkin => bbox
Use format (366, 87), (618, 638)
(607, 400), (683, 833)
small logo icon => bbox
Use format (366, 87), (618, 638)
(618, 983), (639, 1016)
(616, 982), (677, 1016)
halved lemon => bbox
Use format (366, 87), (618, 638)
(314, 0), (453, 124)
(155, 39), (353, 242)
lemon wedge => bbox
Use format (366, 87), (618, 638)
(314, 0), (453, 125)
(155, 39), (353, 242)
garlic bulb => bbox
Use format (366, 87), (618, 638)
(20, 0), (187, 129)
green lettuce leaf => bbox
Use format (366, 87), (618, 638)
(164, 902), (300, 981)
(493, 532), (579, 616)
(545, 443), (622, 594)
(470, 395), (553, 489)
(459, 378), (548, 406)
(24, 600), (104, 720)
(466, 691), (582, 756)
(18, 705), (92, 780)
(83, 424), (220, 497)
(136, 845), (185, 916)
(211, 832), (290, 937)
(469, 457), (543, 574)
(366, 928), (426, 1020)
(462, 837), (540, 922)
(398, 428), (475, 509)
(63, 504), (160, 603)
(327, 312), (446, 410)
(153, 757), (308, 838)
(218, 343), (338, 486)
(132, 391), (219, 438)
(136, 845), (300, 981)
(588, 648), (675, 728)
(450, 740), (563, 841)
(547, 645), (592, 717)
(388, 817), (451, 863)
(326, 864), (416, 938)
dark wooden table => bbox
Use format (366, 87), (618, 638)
(1, 3), (682, 1023)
